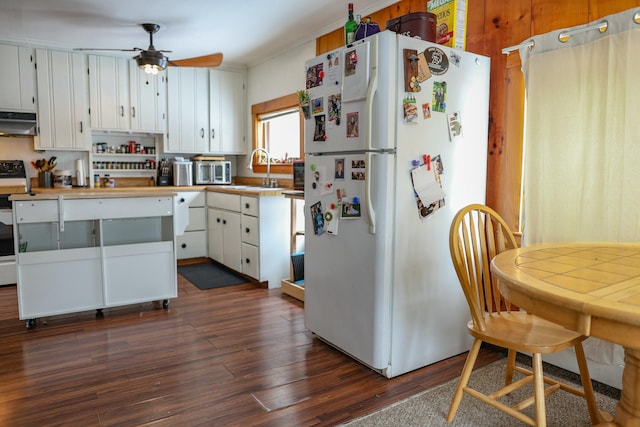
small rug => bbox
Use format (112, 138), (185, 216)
(341, 359), (619, 426)
(178, 262), (247, 290)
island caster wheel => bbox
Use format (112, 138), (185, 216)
(162, 299), (169, 309)
(25, 319), (36, 329)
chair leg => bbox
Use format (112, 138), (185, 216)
(574, 342), (602, 425)
(505, 348), (517, 386)
(446, 338), (482, 423)
(532, 352), (547, 427)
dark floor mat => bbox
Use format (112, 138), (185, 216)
(178, 263), (247, 290)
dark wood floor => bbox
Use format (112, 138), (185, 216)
(0, 274), (502, 426)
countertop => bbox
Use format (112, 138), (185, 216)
(20, 185), (290, 199)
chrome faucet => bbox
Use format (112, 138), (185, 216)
(247, 147), (272, 187)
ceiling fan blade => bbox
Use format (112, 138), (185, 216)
(74, 48), (142, 52)
(168, 53), (223, 68)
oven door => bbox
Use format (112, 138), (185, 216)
(213, 162), (231, 184)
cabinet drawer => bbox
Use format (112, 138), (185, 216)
(241, 215), (259, 246)
(176, 230), (207, 259)
(241, 196), (258, 217)
(14, 200), (59, 223)
(207, 192), (241, 211)
(242, 242), (259, 280)
(176, 191), (205, 207)
(186, 206), (206, 231)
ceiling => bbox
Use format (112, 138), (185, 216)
(0, 0), (398, 68)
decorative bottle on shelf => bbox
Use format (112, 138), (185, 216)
(344, 3), (358, 45)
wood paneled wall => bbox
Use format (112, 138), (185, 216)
(315, 0), (640, 232)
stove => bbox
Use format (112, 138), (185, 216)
(0, 160), (28, 194)
(0, 160), (28, 286)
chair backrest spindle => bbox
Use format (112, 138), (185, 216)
(449, 205), (519, 331)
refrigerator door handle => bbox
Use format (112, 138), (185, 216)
(364, 40), (378, 234)
(365, 60), (378, 152)
(366, 151), (376, 234)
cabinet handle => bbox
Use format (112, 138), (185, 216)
(181, 243), (187, 249)
(180, 198), (185, 203)
(200, 128), (205, 138)
(245, 203), (250, 209)
(245, 258), (250, 264)
(120, 106), (124, 117)
(217, 218), (221, 223)
(223, 219), (226, 225)
(245, 227), (250, 233)
(211, 129), (215, 139)
(80, 121), (83, 133)
(132, 106), (136, 118)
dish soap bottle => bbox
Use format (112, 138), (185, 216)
(344, 3), (358, 45)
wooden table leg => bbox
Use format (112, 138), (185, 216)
(614, 348), (640, 426)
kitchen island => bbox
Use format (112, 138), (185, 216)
(11, 191), (178, 328)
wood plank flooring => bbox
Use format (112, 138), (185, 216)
(0, 274), (502, 426)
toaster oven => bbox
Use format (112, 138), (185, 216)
(194, 160), (232, 184)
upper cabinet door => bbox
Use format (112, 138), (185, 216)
(0, 43), (36, 112)
(166, 67), (209, 153)
(129, 62), (166, 133)
(89, 55), (130, 130)
(35, 49), (90, 150)
(209, 69), (246, 155)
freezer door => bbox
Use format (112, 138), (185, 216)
(303, 31), (396, 154)
(304, 152), (394, 372)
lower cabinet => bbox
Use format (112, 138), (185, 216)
(207, 204), (242, 272)
(175, 191), (207, 259)
(13, 195), (177, 327)
(207, 190), (290, 288)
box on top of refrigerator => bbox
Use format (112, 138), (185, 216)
(427, 0), (468, 50)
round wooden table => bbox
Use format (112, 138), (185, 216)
(491, 243), (640, 426)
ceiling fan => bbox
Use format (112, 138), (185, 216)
(75, 23), (223, 74)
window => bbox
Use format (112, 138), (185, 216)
(251, 93), (303, 175)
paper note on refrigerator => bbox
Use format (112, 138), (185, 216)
(411, 164), (445, 206)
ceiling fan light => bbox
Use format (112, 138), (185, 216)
(135, 50), (167, 73)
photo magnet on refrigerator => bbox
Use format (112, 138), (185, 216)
(447, 112), (463, 141)
(432, 81), (447, 113)
(306, 63), (324, 89)
(310, 201), (325, 236)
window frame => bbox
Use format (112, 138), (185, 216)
(250, 93), (304, 175)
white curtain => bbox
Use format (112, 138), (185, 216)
(520, 8), (640, 245)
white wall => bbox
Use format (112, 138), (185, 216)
(239, 40), (315, 178)
(0, 137), (87, 190)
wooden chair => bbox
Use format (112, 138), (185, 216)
(446, 204), (603, 426)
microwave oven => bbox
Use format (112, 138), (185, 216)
(194, 160), (232, 184)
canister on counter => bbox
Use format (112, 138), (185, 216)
(53, 170), (72, 188)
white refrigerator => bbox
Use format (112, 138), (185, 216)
(303, 31), (490, 378)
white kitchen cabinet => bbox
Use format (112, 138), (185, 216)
(89, 55), (130, 130)
(0, 43), (36, 112)
(209, 69), (246, 154)
(207, 192), (242, 272)
(129, 62), (166, 133)
(239, 195), (290, 288)
(35, 49), (91, 150)
(166, 67), (245, 154)
(175, 191), (207, 259)
(207, 190), (290, 288)
(89, 56), (166, 133)
(166, 67), (209, 153)
(12, 195), (177, 328)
